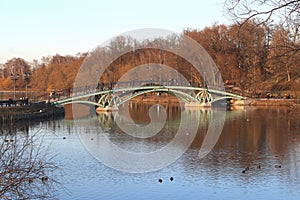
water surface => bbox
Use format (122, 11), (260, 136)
(4, 104), (300, 199)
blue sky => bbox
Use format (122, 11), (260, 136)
(0, 0), (230, 63)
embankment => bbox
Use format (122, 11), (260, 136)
(234, 98), (300, 107)
(0, 102), (65, 123)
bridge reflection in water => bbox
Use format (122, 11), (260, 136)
(71, 103), (300, 170)
(75, 102), (221, 159)
(96, 102), (213, 134)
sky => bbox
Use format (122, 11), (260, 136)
(0, 0), (230, 63)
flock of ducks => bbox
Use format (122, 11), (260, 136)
(158, 164), (282, 183)
(242, 164), (282, 173)
(157, 164), (283, 183)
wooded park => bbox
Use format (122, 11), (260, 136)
(1, 0), (299, 98)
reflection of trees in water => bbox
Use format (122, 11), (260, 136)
(218, 107), (297, 158)
(94, 106), (300, 162)
(222, 108), (296, 157)
(125, 102), (182, 123)
(180, 107), (300, 185)
(95, 105), (300, 168)
(44, 119), (74, 135)
(95, 104), (214, 152)
(0, 122), (30, 135)
(96, 102), (184, 135)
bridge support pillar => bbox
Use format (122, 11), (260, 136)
(96, 93), (119, 112)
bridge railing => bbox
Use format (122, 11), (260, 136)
(67, 80), (203, 98)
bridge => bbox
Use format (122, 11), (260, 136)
(52, 80), (245, 111)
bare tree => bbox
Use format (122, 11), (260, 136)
(225, 0), (300, 25)
(0, 132), (59, 199)
(225, 0), (300, 82)
(225, 0), (300, 50)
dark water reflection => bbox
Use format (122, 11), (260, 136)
(3, 104), (300, 199)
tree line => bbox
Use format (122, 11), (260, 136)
(0, 20), (299, 94)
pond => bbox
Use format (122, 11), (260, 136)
(3, 103), (300, 200)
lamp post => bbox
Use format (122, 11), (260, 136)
(203, 71), (207, 89)
(10, 73), (19, 100)
(190, 67), (192, 84)
(24, 72), (30, 99)
(107, 70), (113, 89)
(159, 66), (162, 84)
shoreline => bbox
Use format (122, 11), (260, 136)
(130, 95), (300, 107)
(1, 97), (299, 124)
(238, 98), (300, 107)
(0, 101), (65, 124)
